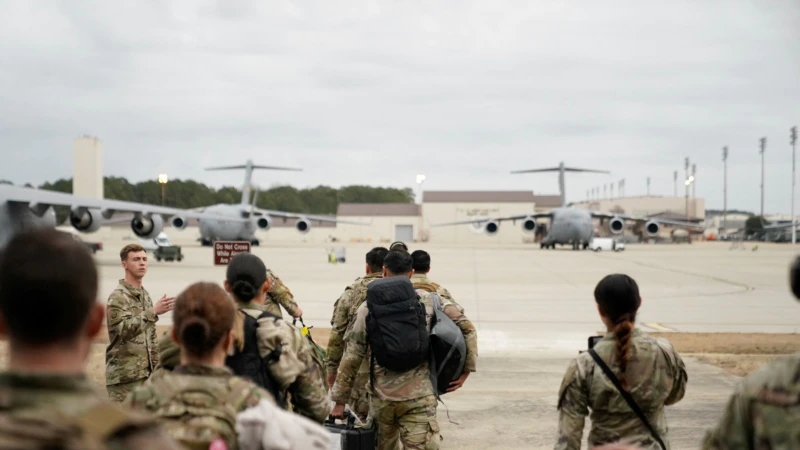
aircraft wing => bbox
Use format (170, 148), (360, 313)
(1, 184), (247, 222)
(253, 208), (371, 226)
(431, 212), (553, 227)
(590, 212), (704, 229)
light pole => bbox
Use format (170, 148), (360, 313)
(791, 127), (797, 244)
(673, 170), (678, 197)
(722, 146), (728, 234)
(158, 173), (168, 206)
(685, 157), (690, 220)
(760, 137), (766, 218)
(415, 174), (426, 204)
(647, 177), (650, 196)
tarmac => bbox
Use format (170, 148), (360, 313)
(92, 229), (800, 449)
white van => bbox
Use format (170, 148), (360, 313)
(589, 237), (625, 252)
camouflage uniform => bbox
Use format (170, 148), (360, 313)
(265, 269), (301, 318)
(701, 352), (800, 449)
(124, 364), (272, 449)
(155, 302), (330, 423)
(0, 371), (182, 449)
(555, 329), (687, 449)
(326, 272), (383, 421)
(410, 273), (464, 313)
(105, 279), (160, 402)
(331, 287), (479, 450)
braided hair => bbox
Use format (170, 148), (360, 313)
(594, 274), (642, 390)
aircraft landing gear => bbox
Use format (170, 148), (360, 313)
(200, 238), (213, 247)
(582, 242), (589, 250)
(250, 239), (260, 246)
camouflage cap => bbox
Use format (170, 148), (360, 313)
(389, 241), (408, 252)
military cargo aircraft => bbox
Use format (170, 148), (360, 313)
(433, 162), (704, 250)
(0, 183), (245, 249)
(180, 160), (368, 246)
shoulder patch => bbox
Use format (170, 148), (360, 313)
(557, 359), (580, 409)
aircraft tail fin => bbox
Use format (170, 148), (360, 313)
(511, 162), (610, 207)
(205, 160), (302, 206)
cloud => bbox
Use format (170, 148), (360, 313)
(0, 0), (798, 214)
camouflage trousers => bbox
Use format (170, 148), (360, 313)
(106, 378), (146, 403)
(349, 372), (371, 423)
(370, 395), (440, 450)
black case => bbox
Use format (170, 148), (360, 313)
(324, 410), (376, 450)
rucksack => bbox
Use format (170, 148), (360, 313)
(226, 310), (286, 408)
(0, 396), (156, 450)
(145, 371), (261, 450)
(365, 277), (430, 373)
(428, 293), (467, 395)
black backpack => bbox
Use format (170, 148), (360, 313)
(225, 310), (286, 408)
(365, 277), (430, 373)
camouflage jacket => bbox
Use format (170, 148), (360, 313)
(105, 279), (160, 385)
(264, 269), (300, 318)
(330, 287), (479, 404)
(124, 364), (271, 450)
(0, 371), (181, 449)
(410, 273), (464, 313)
(555, 329), (687, 450)
(326, 272), (383, 376)
(702, 352), (800, 449)
(155, 302), (330, 424)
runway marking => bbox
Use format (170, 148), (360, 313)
(644, 322), (677, 332)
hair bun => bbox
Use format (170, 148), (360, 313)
(232, 280), (257, 301)
(180, 317), (210, 355)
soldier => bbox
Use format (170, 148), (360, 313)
(157, 253), (330, 423)
(555, 274), (687, 450)
(264, 268), (303, 319)
(701, 255), (800, 449)
(106, 244), (175, 402)
(124, 281), (330, 449)
(326, 246), (389, 421)
(410, 249), (464, 313)
(330, 251), (478, 450)
(0, 228), (181, 449)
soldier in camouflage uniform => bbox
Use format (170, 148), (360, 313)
(331, 251), (479, 450)
(124, 281), (277, 448)
(555, 274), (687, 449)
(701, 255), (800, 449)
(410, 249), (464, 313)
(326, 246), (389, 421)
(0, 229), (181, 449)
(105, 244), (175, 402)
(264, 269), (303, 319)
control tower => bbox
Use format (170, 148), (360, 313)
(73, 135), (103, 198)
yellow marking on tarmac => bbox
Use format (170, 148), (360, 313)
(644, 322), (676, 332)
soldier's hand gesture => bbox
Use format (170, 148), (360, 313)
(153, 294), (176, 315)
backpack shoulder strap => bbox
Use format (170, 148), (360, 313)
(429, 292), (442, 312)
(588, 349), (667, 450)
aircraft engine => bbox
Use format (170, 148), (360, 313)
(131, 214), (164, 239)
(256, 216), (272, 230)
(295, 218), (311, 234)
(644, 220), (660, 237)
(69, 207), (105, 233)
(171, 215), (188, 230)
(608, 216), (625, 235)
(520, 216), (537, 234)
(483, 220), (500, 236)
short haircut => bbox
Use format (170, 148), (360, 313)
(120, 243), (146, 261)
(366, 247), (389, 273)
(0, 229), (98, 346)
(389, 241), (408, 252)
(411, 250), (431, 273)
(383, 250), (413, 276)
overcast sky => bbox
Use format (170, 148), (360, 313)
(1, 0), (798, 213)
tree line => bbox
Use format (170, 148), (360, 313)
(2, 177), (414, 223)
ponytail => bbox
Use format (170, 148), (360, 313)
(613, 314), (634, 390)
